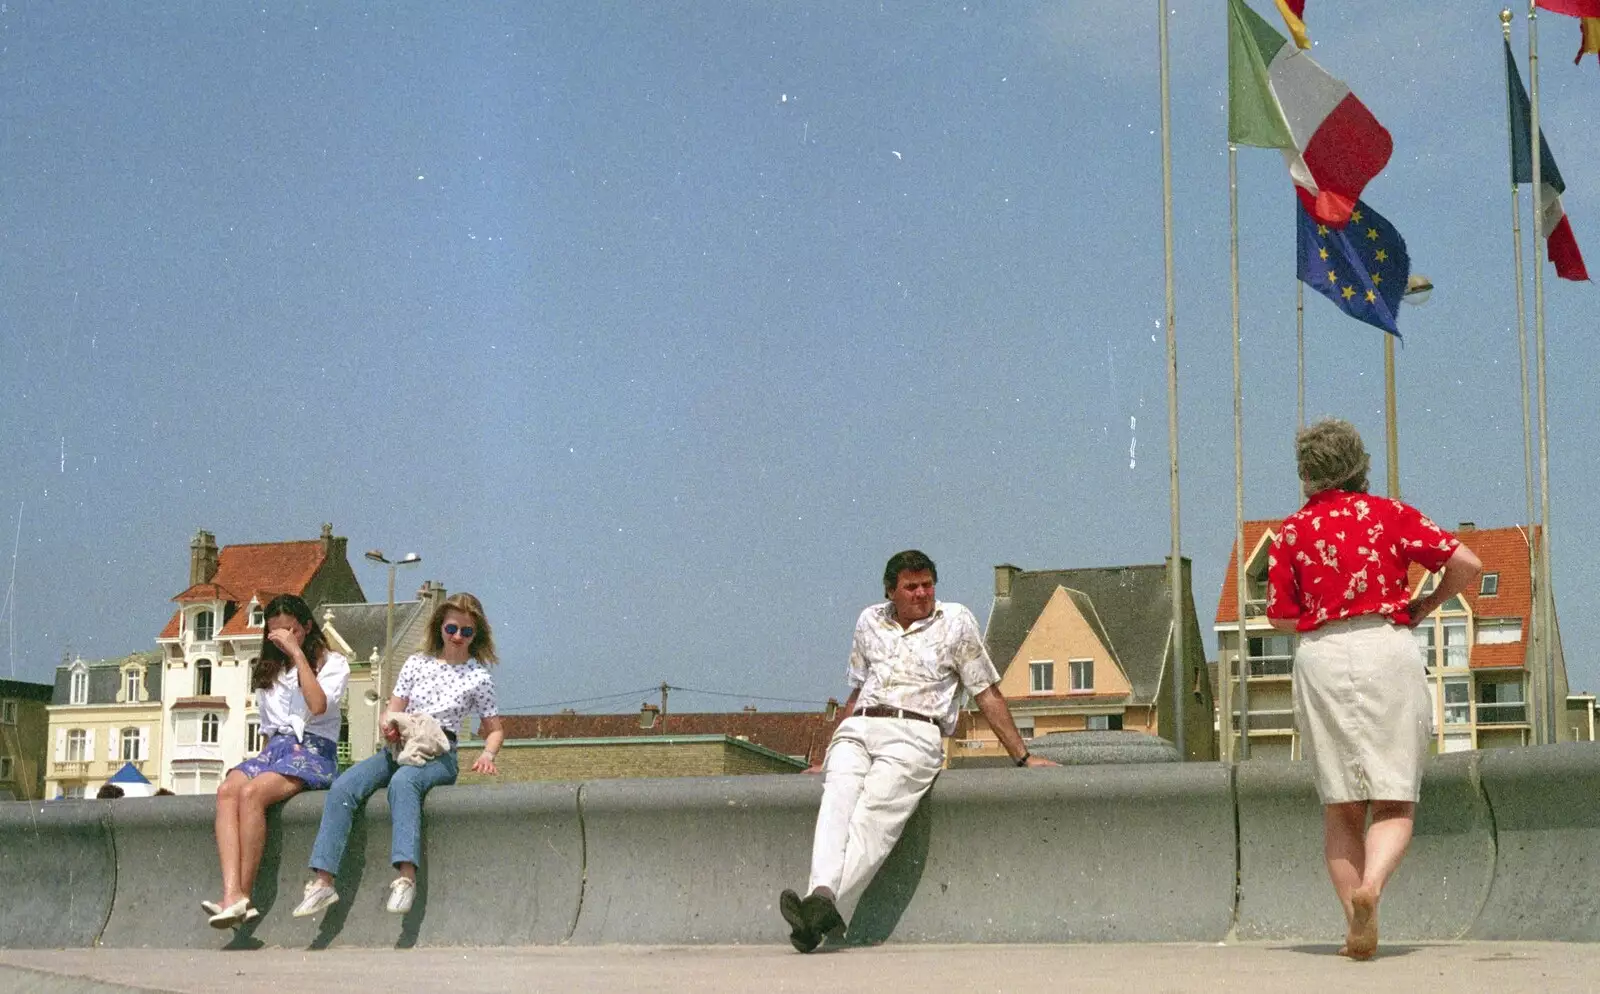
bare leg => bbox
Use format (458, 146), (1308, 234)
(1323, 802), (1367, 929)
(1345, 800), (1415, 960)
(214, 772), (249, 907)
(233, 773), (303, 904)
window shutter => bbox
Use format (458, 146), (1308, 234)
(85, 728), (96, 760)
(54, 727), (66, 762)
(138, 727), (150, 761)
(109, 730), (119, 762)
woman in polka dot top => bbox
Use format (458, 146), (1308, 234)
(292, 592), (504, 919)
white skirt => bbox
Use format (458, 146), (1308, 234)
(1292, 615), (1431, 804)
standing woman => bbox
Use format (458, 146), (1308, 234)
(1266, 419), (1481, 960)
(293, 592), (503, 918)
(206, 594), (350, 928)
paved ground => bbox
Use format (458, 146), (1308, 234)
(2, 942), (1597, 994)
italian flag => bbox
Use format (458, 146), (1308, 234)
(1228, 0), (1392, 227)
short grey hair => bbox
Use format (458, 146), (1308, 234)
(1296, 418), (1370, 498)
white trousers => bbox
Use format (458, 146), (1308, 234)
(807, 716), (944, 905)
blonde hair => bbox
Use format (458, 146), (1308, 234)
(424, 592), (499, 665)
(1296, 418), (1370, 499)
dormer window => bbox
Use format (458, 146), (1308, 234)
(1480, 573), (1499, 596)
(194, 610), (215, 642)
(249, 603), (264, 628)
(69, 663), (89, 706)
(123, 667), (142, 702)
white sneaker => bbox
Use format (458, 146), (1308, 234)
(385, 877), (415, 914)
(291, 880), (339, 918)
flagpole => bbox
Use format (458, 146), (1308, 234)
(1159, 0), (1187, 759)
(1384, 336), (1400, 499)
(1528, 0), (1557, 745)
(1296, 282), (1305, 430)
(1505, 8), (1543, 745)
(1228, 145), (1249, 763)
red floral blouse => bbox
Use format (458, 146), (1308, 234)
(1266, 490), (1460, 633)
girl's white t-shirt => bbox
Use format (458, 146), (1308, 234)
(392, 653), (498, 734)
(256, 651), (351, 744)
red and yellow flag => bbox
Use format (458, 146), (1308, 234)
(1578, 17), (1600, 65)
(1274, 0), (1310, 49)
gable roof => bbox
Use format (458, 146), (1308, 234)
(496, 711), (837, 766)
(159, 539), (329, 639)
(1214, 520), (1279, 623)
(319, 600), (431, 664)
(986, 563), (1185, 701)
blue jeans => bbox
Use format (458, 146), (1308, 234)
(308, 747), (458, 874)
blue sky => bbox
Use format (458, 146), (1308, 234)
(2, 2), (1595, 713)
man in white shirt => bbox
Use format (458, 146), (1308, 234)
(779, 550), (1053, 952)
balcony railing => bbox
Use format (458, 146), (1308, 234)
(1477, 702), (1528, 725)
(52, 761), (90, 777)
(1229, 709), (1296, 732)
(1245, 655), (1294, 677)
(1244, 599), (1269, 618)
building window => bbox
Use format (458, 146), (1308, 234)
(1016, 717), (1035, 740)
(1442, 619), (1469, 668)
(70, 667), (89, 705)
(1069, 659), (1094, 692)
(1029, 661), (1054, 693)
(1478, 680), (1526, 725)
(1476, 618), (1522, 644)
(1413, 623), (1436, 666)
(1085, 714), (1124, 731)
(1480, 573), (1499, 596)
(0, 756), (12, 780)
(1245, 634), (1295, 676)
(0, 700), (15, 724)
(119, 727), (140, 762)
(194, 610), (215, 642)
(1443, 678), (1470, 726)
(66, 729), (88, 762)
(123, 668), (142, 702)
(245, 720), (263, 754)
(250, 603), (264, 627)
(195, 659), (213, 697)
(200, 712), (221, 745)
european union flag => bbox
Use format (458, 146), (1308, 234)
(1296, 197), (1410, 338)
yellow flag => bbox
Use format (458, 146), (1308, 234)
(1274, 0), (1310, 50)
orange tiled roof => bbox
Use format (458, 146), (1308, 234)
(1214, 520), (1281, 624)
(497, 711), (837, 766)
(158, 540), (328, 640)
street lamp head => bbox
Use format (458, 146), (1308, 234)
(1402, 274), (1433, 306)
(364, 550), (389, 564)
(400, 553), (422, 565)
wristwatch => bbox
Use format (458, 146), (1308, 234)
(1015, 751), (1031, 767)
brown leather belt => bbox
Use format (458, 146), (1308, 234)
(853, 705), (938, 726)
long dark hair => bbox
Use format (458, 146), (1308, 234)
(252, 594), (329, 689)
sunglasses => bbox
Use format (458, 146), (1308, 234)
(443, 623), (476, 639)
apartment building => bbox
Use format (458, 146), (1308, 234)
(42, 652), (162, 799)
(0, 678), (54, 800)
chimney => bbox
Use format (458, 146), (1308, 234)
(995, 564), (1021, 598)
(417, 579), (446, 607)
(1458, 522), (1476, 532)
(639, 703), (660, 729)
(320, 523), (349, 566)
(189, 530), (219, 586)
(824, 697), (840, 721)
(743, 705), (758, 714)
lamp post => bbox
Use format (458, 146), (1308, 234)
(364, 550), (421, 711)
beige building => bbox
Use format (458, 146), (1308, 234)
(42, 652), (162, 799)
(456, 733), (807, 784)
(0, 678), (54, 800)
(957, 561), (1217, 761)
(154, 526), (365, 794)
(1216, 520), (1569, 760)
